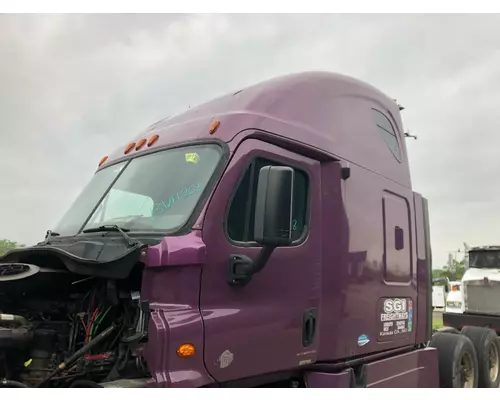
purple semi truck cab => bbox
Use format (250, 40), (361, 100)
(0, 72), (497, 388)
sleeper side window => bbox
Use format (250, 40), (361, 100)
(227, 157), (308, 244)
(372, 109), (401, 162)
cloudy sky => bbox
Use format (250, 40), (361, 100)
(1, 13), (499, 268)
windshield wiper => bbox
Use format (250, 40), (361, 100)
(82, 225), (137, 247)
(39, 230), (61, 246)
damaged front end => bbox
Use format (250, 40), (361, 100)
(0, 142), (225, 388)
(0, 238), (152, 388)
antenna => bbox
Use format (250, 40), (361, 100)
(392, 98), (415, 139)
(393, 99), (405, 111)
(405, 130), (418, 140)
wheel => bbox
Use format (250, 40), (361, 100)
(460, 326), (500, 388)
(430, 332), (478, 388)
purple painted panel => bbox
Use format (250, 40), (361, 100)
(365, 347), (439, 387)
(200, 138), (323, 382)
(305, 370), (352, 388)
(145, 230), (206, 267)
(330, 163), (418, 360)
(100, 72), (411, 190)
(382, 191), (412, 283)
(317, 161), (346, 360)
(141, 231), (213, 388)
(95, 71), (433, 384)
(305, 348), (439, 388)
(413, 193), (431, 344)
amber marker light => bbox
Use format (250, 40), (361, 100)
(98, 156), (108, 167)
(148, 134), (159, 147)
(177, 343), (196, 358)
(209, 120), (220, 135)
(136, 138), (147, 150)
(124, 142), (136, 154)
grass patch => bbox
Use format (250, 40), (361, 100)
(433, 314), (443, 330)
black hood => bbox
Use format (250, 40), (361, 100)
(0, 236), (148, 280)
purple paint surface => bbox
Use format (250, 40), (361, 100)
(145, 230), (206, 268)
(103, 71), (438, 387)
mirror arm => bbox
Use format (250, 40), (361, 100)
(251, 245), (276, 275)
(227, 245), (277, 286)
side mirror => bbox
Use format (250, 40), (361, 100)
(254, 165), (294, 247)
(227, 165), (294, 286)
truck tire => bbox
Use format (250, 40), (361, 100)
(460, 326), (500, 388)
(430, 332), (478, 388)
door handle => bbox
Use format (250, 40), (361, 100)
(302, 308), (317, 347)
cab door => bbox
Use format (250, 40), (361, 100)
(200, 138), (322, 383)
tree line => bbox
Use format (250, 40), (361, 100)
(0, 239), (24, 257)
(432, 258), (466, 283)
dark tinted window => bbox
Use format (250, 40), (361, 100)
(372, 109), (401, 162)
(227, 158), (308, 243)
(469, 251), (500, 269)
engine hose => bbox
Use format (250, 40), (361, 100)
(0, 379), (29, 388)
(36, 324), (116, 388)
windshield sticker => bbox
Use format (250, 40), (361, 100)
(185, 152), (200, 164)
(153, 184), (202, 216)
(292, 219), (298, 231)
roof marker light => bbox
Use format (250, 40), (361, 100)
(209, 120), (220, 135)
(98, 156), (108, 167)
(136, 138), (147, 150)
(148, 134), (159, 147)
(124, 142), (136, 154)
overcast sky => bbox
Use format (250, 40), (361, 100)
(1, 13), (499, 268)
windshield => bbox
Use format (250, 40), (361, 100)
(469, 250), (500, 269)
(54, 144), (223, 236)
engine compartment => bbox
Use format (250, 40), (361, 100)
(0, 261), (150, 388)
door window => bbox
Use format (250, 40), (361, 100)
(226, 157), (309, 244)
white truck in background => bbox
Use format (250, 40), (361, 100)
(432, 284), (446, 308)
(432, 276), (454, 309)
(432, 278), (463, 312)
(444, 246), (500, 330)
